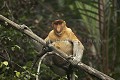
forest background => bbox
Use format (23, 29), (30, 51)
(0, 0), (120, 80)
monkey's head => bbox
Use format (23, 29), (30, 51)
(52, 19), (67, 36)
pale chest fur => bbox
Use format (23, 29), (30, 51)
(49, 31), (73, 55)
(52, 41), (73, 55)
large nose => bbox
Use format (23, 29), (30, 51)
(56, 25), (61, 32)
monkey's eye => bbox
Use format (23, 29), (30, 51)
(53, 20), (63, 25)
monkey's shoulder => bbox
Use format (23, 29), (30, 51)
(48, 30), (55, 36)
(66, 28), (73, 33)
(48, 30), (57, 40)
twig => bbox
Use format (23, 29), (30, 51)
(0, 1), (6, 10)
(5, 1), (14, 20)
(36, 52), (55, 80)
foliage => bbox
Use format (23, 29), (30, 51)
(0, 0), (120, 80)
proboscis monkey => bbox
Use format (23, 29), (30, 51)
(44, 19), (84, 80)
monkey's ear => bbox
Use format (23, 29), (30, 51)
(63, 21), (66, 25)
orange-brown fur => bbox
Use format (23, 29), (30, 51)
(45, 24), (84, 56)
(44, 20), (84, 79)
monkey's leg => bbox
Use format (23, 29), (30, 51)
(70, 72), (75, 80)
(67, 71), (75, 80)
(66, 64), (75, 80)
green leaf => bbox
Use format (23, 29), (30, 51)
(11, 45), (21, 51)
(16, 71), (20, 77)
(14, 45), (21, 50)
(3, 61), (8, 66)
(23, 66), (27, 69)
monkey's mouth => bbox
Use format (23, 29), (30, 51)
(56, 31), (62, 35)
(56, 29), (61, 33)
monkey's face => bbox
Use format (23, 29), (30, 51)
(52, 20), (65, 33)
(53, 24), (64, 33)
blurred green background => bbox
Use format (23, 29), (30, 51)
(0, 0), (120, 80)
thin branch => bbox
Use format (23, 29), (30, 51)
(5, 1), (14, 20)
(0, 1), (6, 10)
(36, 52), (55, 80)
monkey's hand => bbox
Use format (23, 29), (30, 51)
(31, 41), (52, 69)
(43, 40), (53, 52)
(67, 55), (74, 60)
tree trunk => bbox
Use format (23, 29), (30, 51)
(98, 0), (110, 74)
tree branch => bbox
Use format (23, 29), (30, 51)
(0, 15), (115, 80)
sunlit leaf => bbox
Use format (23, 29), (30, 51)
(3, 61), (8, 66)
(16, 72), (20, 77)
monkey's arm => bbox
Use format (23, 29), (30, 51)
(73, 41), (84, 62)
(44, 30), (54, 42)
(31, 32), (53, 69)
(68, 29), (84, 62)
